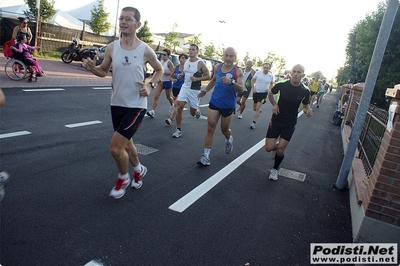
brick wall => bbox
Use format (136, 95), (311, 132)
(362, 85), (400, 226)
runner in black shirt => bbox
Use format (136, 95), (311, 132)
(265, 64), (313, 181)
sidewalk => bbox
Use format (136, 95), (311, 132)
(0, 53), (112, 88)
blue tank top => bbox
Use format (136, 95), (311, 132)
(173, 65), (184, 89)
(210, 63), (237, 108)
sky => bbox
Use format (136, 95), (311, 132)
(1, 0), (385, 79)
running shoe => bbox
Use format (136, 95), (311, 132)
(147, 110), (155, 118)
(197, 154), (210, 166)
(250, 122), (256, 129)
(109, 176), (130, 199)
(225, 135), (233, 154)
(195, 110), (201, 119)
(131, 165), (147, 189)
(165, 118), (172, 126)
(172, 129), (182, 138)
(238, 114), (242, 119)
(269, 169), (278, 181)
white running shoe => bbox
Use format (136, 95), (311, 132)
(172, 129), (182, 138)
(165, 118), (172, 126)
(147, 110), (155, 118)
(197, 154), (210, 166)
(131, 165), (147, 189)
(225, 135), (233, 154)
(110, 176), (130, 199)
(250, 122), (256, 129)
(269, 169), (278, 181)
(195, 110), (201, 119)
(238, 114), (242, 119)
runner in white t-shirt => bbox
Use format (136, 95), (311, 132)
(249, 63), (274, 129)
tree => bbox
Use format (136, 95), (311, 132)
(137, 21), (152, 43)
(164, 23), (180, 53)
(89, 0), (111, 35)
(343, 1), (400, 108)
(24, 0), (56, 22)
(203, 41), (217, 58)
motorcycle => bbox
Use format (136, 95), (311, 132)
(61, 38), (97, 64)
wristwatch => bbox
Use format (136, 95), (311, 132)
(231, 79), (236, 85)
(149, 82), (156, 89)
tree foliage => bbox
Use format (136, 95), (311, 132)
(164, 23), (180, 52)
(137, 21), (152, 43)
(342, 1), (400, 108)
(203, 41), (218, 58)
(89, 0), (111, 35)
(24, 0), (56, 22)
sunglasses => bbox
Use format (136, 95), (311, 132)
(162, 54), (168, 56)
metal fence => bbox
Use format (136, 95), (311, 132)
(350, 102), (388, 176)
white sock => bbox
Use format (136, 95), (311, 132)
(119, 173), (129, 179)
(133, 163), (142, 172)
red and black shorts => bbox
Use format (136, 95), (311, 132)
(111, 106), (146, 140)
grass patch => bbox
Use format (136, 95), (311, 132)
(34, 51), (62, 60)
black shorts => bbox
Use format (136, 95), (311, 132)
(172, 87), (181, 97)
(209, 102), (235, 117)
(111, 106), (146, 140)
(237, 88), (250, 98)
(310, 91), (317, 96)
(253, 92), (268, 104)
(266, 119), (297, 142)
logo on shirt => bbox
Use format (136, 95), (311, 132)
(122, 56), (131, 66)
(226, 73), (233, 79)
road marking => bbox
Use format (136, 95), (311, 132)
(0, 131), (32, 139)
(23, 88), (65, 92)
(65, 120), (102, 128)
(93, 87), (111, 90)
(169, 139), (265, 213)
(84, 260), (103, 266)
(199, 104), (209, 107)
(169, 107), (308, 213)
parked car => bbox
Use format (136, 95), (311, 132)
(201, 57), (222, 78)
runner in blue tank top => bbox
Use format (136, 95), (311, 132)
(197, 47), (244, 166)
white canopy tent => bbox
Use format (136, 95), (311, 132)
(0, 4), (29, 19)
(48, 9), (93, 32)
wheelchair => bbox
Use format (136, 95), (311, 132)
(4, 58), (37, 82)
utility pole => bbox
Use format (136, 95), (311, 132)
(113, 0), (120, 40)
(35, 0), (41, 49)
(334, 0), (399, 189)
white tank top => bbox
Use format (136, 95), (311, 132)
(111, 40), (147, 108)
(181, 59), (200, 90)
(160, 60), (171, 82)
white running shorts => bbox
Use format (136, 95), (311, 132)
(177, 86), (200, 110)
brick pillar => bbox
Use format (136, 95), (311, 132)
(362, 84), (400, 227)
(344, 83), (364, 124)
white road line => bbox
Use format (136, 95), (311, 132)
(23, 88), (65, 92)
(84, 260), (103, 266)
(169, 107), (307, 213)
(65, 121), (102, 128)
(169, 139), (265, 213)
(0, 131), (32, 139)
(93, 87), (111, 90)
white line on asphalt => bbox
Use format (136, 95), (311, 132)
(169, 107), (308, 213)
(84, 260), (103, 266)
(93, 87), (111, 90)
(169, 139), (265, 213)
(22, 88), (65, 92)
(199, 104), (209, 107)
(0, 131), (32, 139)
(65, 121), (103, 128)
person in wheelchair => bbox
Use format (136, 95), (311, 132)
(11, 34), (45, 81)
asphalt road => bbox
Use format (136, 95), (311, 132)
(0, 85), (353, 266)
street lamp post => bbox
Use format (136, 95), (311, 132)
(217, 20), (226, 52)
